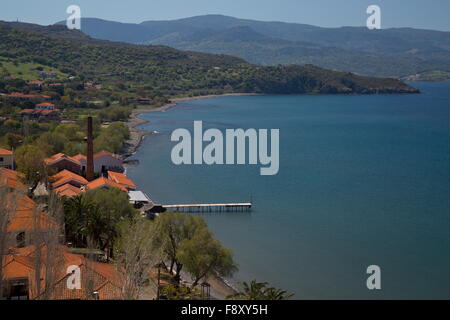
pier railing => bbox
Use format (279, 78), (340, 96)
(162, 203), (252, 213)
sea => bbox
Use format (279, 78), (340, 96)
(126, 82), (450, 299)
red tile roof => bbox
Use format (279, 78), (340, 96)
(14, 194), (37, 212)
(54, 184), (82, 197)
(72, 154), (86, 162)
(51, 170), (88, 188)
(52, 169), (86, 182)
(36, 102), (55, 107)
(107, 171), (136, 189)
(39, 109), (59, 115)
(0, 147), (13, 155)
(94, 150), (121, 160)
(85, 177), (127, 192)
(5, 92), (37, 99)
(4, 92), (51, 100)
(44, 153), (81, 166)
(2, 245), (123, 300)
(0, 168), (27, 191)
(20, 109), (35, 114)
(7, 210), (59, 232)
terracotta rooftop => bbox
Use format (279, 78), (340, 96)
(107, 171), (136, 189)
(54, 184), (82, 197)
(94, 150), (121, 160)
(2, 245), (123, 300)
(36, 102), (55, 107)
(85, 177), (127, 192)
(0, 148), (13, 155)
(5, 92), (38, 99)
(19, 109), (35, 114)
(0, 168), (27, 192)
(72, 152), (122, 161)
(6, 194), (37, 212)
(7, 210), (59, 232)
(39, 109), (59, 115)
(72, 154), (86, 162)
(4, 92), (51, 100)
(44, 153), (81, 166)
(51, 169), (88, 187)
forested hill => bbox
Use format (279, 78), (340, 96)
(0, 21), (419, 96)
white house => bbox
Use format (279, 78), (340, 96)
(73, 151), (124, 175)
(0, 148), (14, 169)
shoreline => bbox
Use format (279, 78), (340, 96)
(122, 93), (261, 158)
(122, 93), (258, 299)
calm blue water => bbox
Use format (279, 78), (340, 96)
(126, 83), (450, 299)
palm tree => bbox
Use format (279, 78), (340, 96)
(227, 280), (294, 300)
(263, 287), (294, 300)
(64, 195), (94, 247)
(227, 280), (268, 300)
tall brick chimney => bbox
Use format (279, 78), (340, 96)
(86, 116), (94, 181)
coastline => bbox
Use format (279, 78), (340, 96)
(123, 93), (259, 299)
(122, 93), (260, 157)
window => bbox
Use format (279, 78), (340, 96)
(16, 232), (26, 248)
(0, 157), (4, 162)
(2, 278), (29, 300)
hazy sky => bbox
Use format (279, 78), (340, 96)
(1, 0), (450, 31)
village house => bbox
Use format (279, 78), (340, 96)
(20, 102), (60, 121)
(73, 151), (124, 175)
(7, 207), (59, 248)
(0, 167), (26, 192)
(83, 177), (128, 192)
(0, 148), (14, 169)
(27, 80), (44, 88)
(1, 245), (123, 300)
(53, 183), (83, 198)
(44, 153), (82, 175)
(4, 92), (51, 101)
(50, 170), (88, 189)
(93, 151), (124, 174)
(37, 109), (61, 121)
(1, 173), (123, 300)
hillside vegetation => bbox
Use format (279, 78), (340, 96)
(0, 21), (418, 97)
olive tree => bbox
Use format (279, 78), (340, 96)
(177, 227), (237, 287)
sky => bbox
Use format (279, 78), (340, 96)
(1, 0), (450, 31)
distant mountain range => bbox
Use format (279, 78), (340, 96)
(55, 15), (450, 79)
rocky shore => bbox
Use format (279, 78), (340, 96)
(122, 93), (260, 158)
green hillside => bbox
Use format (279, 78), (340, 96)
(0, 21), (418, 97)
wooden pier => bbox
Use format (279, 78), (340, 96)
(162, 202), (252, 213)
